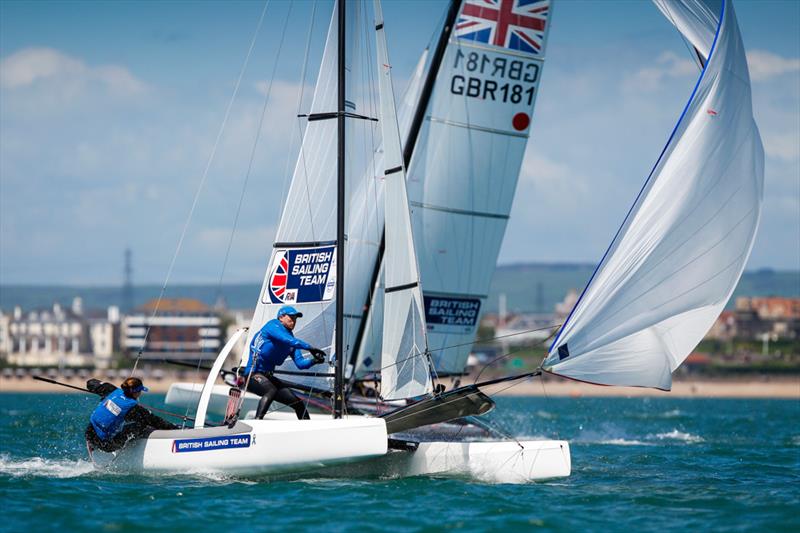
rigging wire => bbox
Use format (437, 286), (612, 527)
(366, 322), (561, 378)
(185, 0), (295, 425)
(129, 0), (271, 379)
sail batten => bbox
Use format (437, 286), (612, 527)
(543, 0), (764, 391)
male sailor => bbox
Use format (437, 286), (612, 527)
(241, 305), (327, 420)
(85, 377), (178, 453)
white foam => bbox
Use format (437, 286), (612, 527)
(598, 438), (650, 446)
(652, 430), (704, 443)
(0, 454), (95, 478)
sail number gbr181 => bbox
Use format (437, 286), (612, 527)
(451, 49), (539, 106)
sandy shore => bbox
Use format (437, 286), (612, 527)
(1, 375), (798, 399)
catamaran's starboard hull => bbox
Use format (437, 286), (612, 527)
(323, 439), (571, 483)
(91, 418), (388, 475)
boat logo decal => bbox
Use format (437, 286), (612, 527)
(424, 295), (481, 332)
(172, 434), (252, 453)
(456, 0), (550, 56)
(265, 245), (336, 304)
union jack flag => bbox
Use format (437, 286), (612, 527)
(269, 251), (289, 302)
(455, 0), (550, 55)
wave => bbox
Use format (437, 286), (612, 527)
(0, 454), (95, 478)
(651, 430), (704, 443)
(597, 438), (650, 446)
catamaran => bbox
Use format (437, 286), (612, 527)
(113, 0), (761, 482)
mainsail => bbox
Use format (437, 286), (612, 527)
(405, 0), (554, 374)
(374, 0), (433, 400)
(543, 0), (764, 390)
(245, 3), (377, 391)
(246, 7), (341, 371)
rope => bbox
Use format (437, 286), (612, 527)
(130, 0), (271, 377)
(372, 322), (560, 377)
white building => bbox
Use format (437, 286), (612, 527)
(1, 298), (120, 368)
(123, 298), (223, 360)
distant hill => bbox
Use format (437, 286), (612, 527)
(485, 264), (800, 314)
(1, 264), (798, 314)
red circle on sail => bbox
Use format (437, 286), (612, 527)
(512, 113), (530, 131)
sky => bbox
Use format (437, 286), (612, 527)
(1, 0), (798, 286)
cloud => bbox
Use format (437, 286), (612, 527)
(746, 50), (800, 82)
(621, 51), (697, 93)
(763, 131), (800, 162)
(0, 47), (148, 95)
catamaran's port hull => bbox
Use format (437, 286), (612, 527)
(91, 417), (388, 475)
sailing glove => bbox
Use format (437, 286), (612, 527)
(309, 348), (327, 364)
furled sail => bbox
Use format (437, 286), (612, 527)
(543, 0), (764, 390)
(374, 0), (433, 400)
(406, 0), (553, 374)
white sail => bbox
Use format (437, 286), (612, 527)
(246, 3), (376, 391)
(407, 0), (553, 374)
(543, 0), (764, 390)
(246, 6), (340, 368)
(374, 0), (432, 400)
(353, 49), (429, 379)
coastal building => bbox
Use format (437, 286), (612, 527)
(122, 298), (223, 360)
(707, 297), (800, 341)
(0, 298), (120, 368)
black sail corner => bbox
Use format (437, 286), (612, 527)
(558, 343), (570, 360)
(380, 385), (495, 435)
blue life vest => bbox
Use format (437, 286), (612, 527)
(90, 388), (138, 440)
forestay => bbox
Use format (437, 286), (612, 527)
(543, 0), (764, 390)
(406, 0), (553, 374)
(374, 0), (433, 400)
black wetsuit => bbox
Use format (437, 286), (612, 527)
(84, 380), (178, 453)
(246, 373), (310, 420)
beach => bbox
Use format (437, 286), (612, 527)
(3, 374), (797, 399)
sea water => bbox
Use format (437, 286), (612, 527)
(1, 393), (798, 532)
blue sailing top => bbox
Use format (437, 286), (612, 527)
(244, 319), (315, 375)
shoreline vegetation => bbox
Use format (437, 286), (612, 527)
(2, 375), (797, 399)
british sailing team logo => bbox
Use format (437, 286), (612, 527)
(265, 246), (337, 304)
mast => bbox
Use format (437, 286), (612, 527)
(334, 0), (346, 419)
(402, 0), (461, 167)
(348, 0), (462, 374)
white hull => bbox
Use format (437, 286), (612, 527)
(162, 382), (571, 482)
(397, 439), (570, 482)
(327, 439), (571, 483)
(92, 417), (388, 475)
